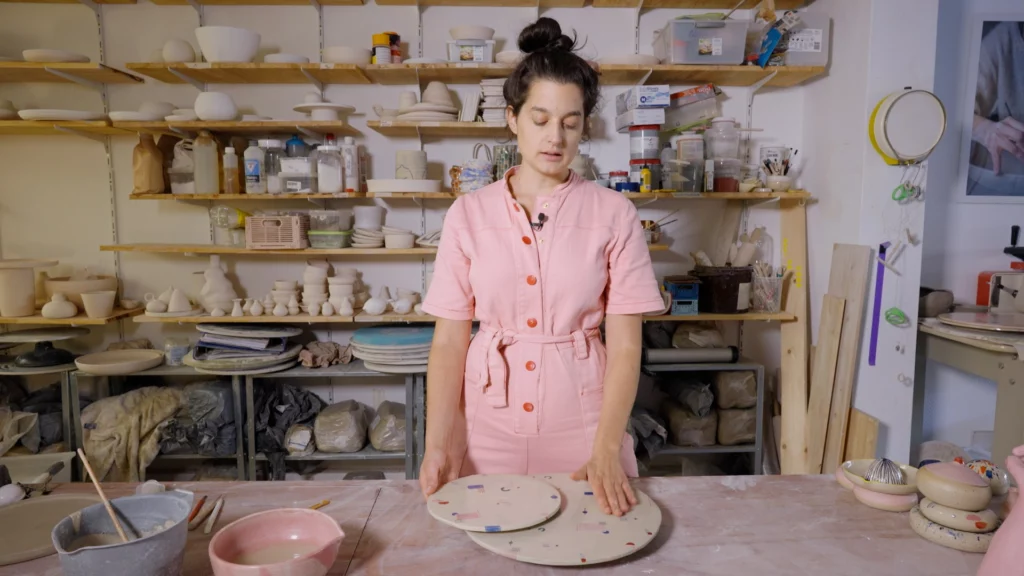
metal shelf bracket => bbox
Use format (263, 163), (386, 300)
(300, 68), (324, 93)
(167, 67), (205, 90)
(43, 67), (104, 91)
(53, 125), (108, 143)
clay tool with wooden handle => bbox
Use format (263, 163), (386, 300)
(309, 499), (330, 511)
(204, 497), (224, 535)
(76, 448), (130, 543)
(188, 495), (207, 523)
(188, 498), (217, 531)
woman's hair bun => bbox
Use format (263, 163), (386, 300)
(518, 17), (576, 55)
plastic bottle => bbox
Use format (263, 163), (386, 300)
(193, 130), (220, 195)
(222, 147), (240, 195)
(261, 139), (284, 194)
(640, 164), (652, 194)
(244, 140), (266, 194)
(286, 135), (309, 158)
(317, 135), (344, 194)
(340, 136), (359, 193)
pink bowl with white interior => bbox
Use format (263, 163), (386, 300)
(209, 508), (344, 576)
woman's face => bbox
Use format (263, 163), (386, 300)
(507, 79), (585, 180)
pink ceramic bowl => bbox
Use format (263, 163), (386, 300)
(209, 508), (344, 576)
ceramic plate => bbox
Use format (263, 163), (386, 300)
(352, 351), (429, 364)
(109, 111), (163, 121)
(367, 179), (442, 193)
(363, 361), (428, 374)
(18, 109), (106, 121)
(145, 308), (204, 318)
(468, 473), (662, 566)
(398, 102), (459, 115)
(193, 360), (296, 376)
(183, 343), (303, 371)
(0, 494), (101, 566)
(0, 362), (78, 375)
(428, 474), (562, 533)
(75, 349), (164, 376)
(0, 327), (88, 343)
(353, 325), (435, 347)
(293, 103), (355, 114)
(196, 324), (303, 338)
(22, 49), (90, 63)
(937, 312), (1024, 332)
(165, 114), (198, 122)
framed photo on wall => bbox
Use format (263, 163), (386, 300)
(958, 13), (1024, 201)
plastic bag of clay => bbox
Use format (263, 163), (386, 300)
(285, 424), (316, 456)
(369, 401), (405, 452)
(662, 400), (717, 447)
(314, 400), (368, 453)
(132, 134), (165, 194)
(669, 378), (714, 417)
(713, 371), (757, 409)
(717, 408), (756, 446)
(672, 325), (725, 349)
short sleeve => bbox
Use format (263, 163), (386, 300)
(422, 199), (475, 321)
(605, 201), (664, 315)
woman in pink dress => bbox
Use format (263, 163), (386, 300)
(419, 18), (664, 517)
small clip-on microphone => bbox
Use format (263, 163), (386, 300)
(531, 213), (547, 231)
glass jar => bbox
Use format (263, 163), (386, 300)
(260, 139), (285, 194)
(609, 171), (629, 188)
(316, 144), (344, 194)
(673, 131), (705, 161)
(712, 158), (742, 192)
(163, 338), (191, 366)
(705, 117), (741, 159)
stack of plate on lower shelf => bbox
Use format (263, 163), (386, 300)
(350, 325), (433, 374)
(182, 324), (304, 375)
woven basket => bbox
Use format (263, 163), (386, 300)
(246, 215), (310, 250)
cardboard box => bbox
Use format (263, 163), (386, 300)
(663, 84), (721, 134)
(615, 108), (666, 133)
(615, 85), (671, 115)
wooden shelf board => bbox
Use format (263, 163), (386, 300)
(0, 0), (134, 4)
(645, 312), (796, 322)
(375, 0), (581, 6)
(135, 314), (357, 324)
(111, 120), (358, 136)
(102, 244), (437, 256)
(125, 62), (370, 85)
(0, 308), (142, 325)
(0, 62), (143, 84)
(366, 120), (507, 138)
(592, 0), (804, 7)
(150, 0), (361, 5)
(623, 191), (812, 200)
(365, 63), (515, 85)
(130, 191), (456, 200)
(0, 121), (123, 136)
(598, 64), (825, 88)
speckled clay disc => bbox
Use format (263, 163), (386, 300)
(428, 474), (562, 533)
(909, 506), (994, 553)
(468, 473), (662, 566)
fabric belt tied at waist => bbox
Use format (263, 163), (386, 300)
(473, 326), (599, 408)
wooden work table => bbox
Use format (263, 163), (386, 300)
(3, 475), (983, 576)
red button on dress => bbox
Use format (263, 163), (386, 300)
(526, 361), (536, 371)
(522, 236), (532, 245)
(526, 276), (537, 286)
(523, 403), (534, 412)
(526, 318), (537, 328)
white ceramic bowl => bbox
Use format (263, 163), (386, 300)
(195, 26), (260, 63)
(495, 50), (523, 65)
(162, 39), (195, 63)
(450, 26), (495, 41)
(322, 46), (371, 65)
(139, 101), (177, 118)
(265, 53), (309, 64)
(274, 280), (298, 290)
(194, 92), (238, 121)
(352, 206), (385, 231)
(384, 234), (415, 249)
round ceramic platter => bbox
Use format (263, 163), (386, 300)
(399, 102), (459, 115)
(353, 353), (428, 365)
(22, 49), (89, 63)
(351, 342), (432, 353)
(145, 308), (204, 318)
(0, 494), (102, 566)
(353, 326), (434, 347)
(428, 474), (562, 532)
(197, 324), (303, 338)
(468, 473), (662, 566)
(18, 109), (105, 121)
(75, 349), (164, 376)
(363, 362), (428, 374)
(293, 103), (355, 114)
(183, 343), (303, 370)
(192, 360), (296, 376)
(0, 327), (88, 343)
(0, 362), (77, 375)
(937, 312), (1024, 333)
(109, 111), (163, 121)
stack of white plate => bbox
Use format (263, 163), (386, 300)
(350, 326), (433, 374)
(352, 228), (384, 248)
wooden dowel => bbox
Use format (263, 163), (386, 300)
(76, 448), (129, 543)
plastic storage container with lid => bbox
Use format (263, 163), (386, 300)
(629, 125), (661, 160)
(705, 117), (740, 159)
(317, 138), (344, 194)
(712, 158), (741, 192)
(653, 18), (751, 65)
(785, 13), (831, 67)
(609, 171), (629, 188)
(447, 40), (495, 63)
(309, 209), (342, 231)
(674, 131), (705, 161)
(372, 32), (392, 64)
(259, 139), (284, 194)
(308, 230), (351, 249)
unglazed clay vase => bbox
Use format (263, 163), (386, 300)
(337, 298), (354, 316)
(392, 298), (412, 315)
(320, 301), (334, 316)
(198, 255), (237, 313)
(80, 290), (115, 318)
(249, 299), (264, 317)
(852, 486), (917, 512)
(231, 299), (244, 317)
(909, 506), (993, 553)
(0, 259), (57, 317)
(918, 462), (992, 512)
(919, 497), (998, 533)
(967, 459), (1011, 496)
(273, 302), (288, 317)
(41, 294), (77, 319)
(211, 308), (226, 317)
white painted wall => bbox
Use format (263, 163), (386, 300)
(918, 0), (1024, 451)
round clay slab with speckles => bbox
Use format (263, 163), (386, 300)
(428, 474), (562, 533)
(468, 473), (662, 566)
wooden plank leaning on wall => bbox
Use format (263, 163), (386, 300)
(779, 197), (809, 474)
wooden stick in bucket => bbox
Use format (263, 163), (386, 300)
(76, 448), (130, 543)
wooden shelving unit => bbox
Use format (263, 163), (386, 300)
(0, 121), (123, 136)
(110, 120), (358, 136)
(102, 243), (667, 255)
(149, 0), (360, 4)
(0, 308), (142, 325)
(134, 311), (789, 324)
(591, 0), (804, 8)
(365, 63), (514, 85)
(366, 120), (507, 138)
(130, 192), (458, 200)
(125, 63), (369, 85)
(0, 0), (134, 4)
(376, 0), (581, 5)
(598, 64), (825, 88)
(0, 62), (143, 84)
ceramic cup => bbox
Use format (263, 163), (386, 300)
(81, 290), (116, 318)
(398, 90), (418, 110)
(396, 288), (420, 304)
(395, 150), (428, 180)
(167, 288), (192, 313)
(274, 280), (298, 291)
(329, 283), (355, 297)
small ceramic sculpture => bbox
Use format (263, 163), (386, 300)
(865, 458), (906, 485)
(263, 294), (273, 309)
(167, 288), (192, 313)
(337, 297), (354, 316)
(41, 294), (77, 319)
(414, 303), (425, 315)
(363, 296), (387, 316)
(199, 255), (238, 313)
(919, 498), (998, 533)
(852, 486), (917, 512)
(250, 299), (264, 317)
(146, 298), (168, 313)
(967, 459), (1011, 496)
(211, 308), (226, 317)
(157, 287), (173, 303)
(273, 302), (288, 317)
(288, 303), (300, 316)
(288, 295), (300, 314)
(321, 301), (334, 316)
(917, 462), (992, 512)
(231, 299), (244, 317)
(378, 286), (391, 301)
(308, 302), (320, 317)
(392, 298), (413, 315)
(242, 299), (252, 314)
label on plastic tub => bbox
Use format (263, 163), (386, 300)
(788, 29), (823, 52)
(631, 135), (659, 155)
(698, 37), (723, 56)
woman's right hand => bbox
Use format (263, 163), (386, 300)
(973, 115), (1024, 175)
(419, 444), (462, 499)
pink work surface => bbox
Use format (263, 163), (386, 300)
(2, 476), (984, 576)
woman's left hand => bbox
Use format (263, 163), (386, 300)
(571, 450), (637, 517)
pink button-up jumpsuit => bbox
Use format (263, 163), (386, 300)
(422, 169), (664, 477)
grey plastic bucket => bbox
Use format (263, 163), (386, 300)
(51, 489), (194, 576)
